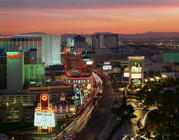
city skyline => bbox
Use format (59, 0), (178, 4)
(1, 0), (179, 34)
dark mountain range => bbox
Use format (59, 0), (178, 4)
(4, 32), (179, 39)
(118, 32), (179, 39)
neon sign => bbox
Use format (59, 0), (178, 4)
(0, 36), (12, 39)
(41, 94), (48, 101)
(7, 54), (22, 59)
(7, 52), (22, 59)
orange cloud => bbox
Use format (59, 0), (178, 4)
(1, 7), (179, 34)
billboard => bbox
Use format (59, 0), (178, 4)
(104, 62), (110, 65)
(128, 56), (145, 60)
(124, 72), (129, 77)
(34, 112), (55, 127)
(131, 66), (142, 73)
(131, 73), (142, 79)
(132, 79), (141, 85)
(86, 60), (93, 65)
(103, 65), (112, 70)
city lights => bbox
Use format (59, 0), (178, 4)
(161, 74), (168, 78)
(1, 0), (179, 139)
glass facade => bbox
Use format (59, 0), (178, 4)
(24, 64), (45, 85)
(162, 53), (179, 63)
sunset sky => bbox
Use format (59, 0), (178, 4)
(1, 0), (179, 34)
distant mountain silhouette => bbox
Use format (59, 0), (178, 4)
(5, 32), (179, 39)
(17, 32), (48, 35)
(62, 32), (179, 39)
(118, 32), (179, 39)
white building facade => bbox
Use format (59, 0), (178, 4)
(0, 34), (62, 66)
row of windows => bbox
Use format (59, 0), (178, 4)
(0, 94), (63, 103)
(1, 95), (36, 100)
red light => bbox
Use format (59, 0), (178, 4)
(40, 94), (49, 109)
(41, 95), (48, 101)
(54, 37), (59, 40)
(7, 54), (22, 59)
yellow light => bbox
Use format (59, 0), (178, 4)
(70, 107), (75, 112)
(41, 95), (48, 101)
(83, 89), (89, 93)
(155, 77), (160, 80)
(161, 74), (167, 78)
(86, 60), (93, 65)
(150, 78), (154, 81)
(87, 84), (92, 89)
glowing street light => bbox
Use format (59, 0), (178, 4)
(144, 79), (148, 82)
(161, 74), (167, 78)
(149, 78), (154, 81)
(6, 102), (9, 107)
(155, 76), (160, 80)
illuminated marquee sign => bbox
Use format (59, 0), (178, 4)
(128, 56), (145, 60)
(132, 79), (141, 85)
(34, 112), (55, 127)
(86, 60), (93, 65)
(103, 65), (112, 70)
(40, 94), (49, 110)
(124, 72), (130, 77)
(131, 66), (142, 73)
(104, 62), (110, 65)
(131, 73), (142, 79)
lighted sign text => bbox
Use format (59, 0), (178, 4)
(128, 56), (145, 60)
(132, 79), (141, 85)
(124, 72), (130, 77)
(7, 54), (22, 59)
(103, 65), (112, 70)
(131, 66), (142, 73)
(34, 112), (55, 127)
(131, 73), (142, 79)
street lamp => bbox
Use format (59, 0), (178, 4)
(155, 76), (160, 81)
(144, 79), (148, 83)
(6, 102), (9, 107)
(149, 78), (154, 81)
(161, 74), (167, 78)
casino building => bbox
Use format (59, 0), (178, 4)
(0, 51), (45, 91)
(0, 33), (62, 66)
(62, 49), (94, 89)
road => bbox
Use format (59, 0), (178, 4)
(57, 103), (94, 140)
(75, 79), (115, 140)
